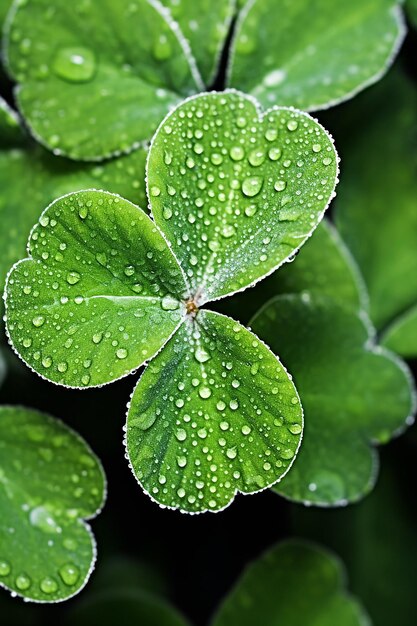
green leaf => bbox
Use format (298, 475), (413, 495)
(382, 304), (417, 358)
(251, 293), (415, 506)
(127, 310), (302, 513)
(148, 91), (338, 303)
(0, 349), (6, 386)
(335, 69), (417, 337)
(0, 406), (105, 602)
(64, 589), (190, 626)
(5, 0), (200, 160)
(220, 219), (367, 324)
(0, 138), (148, 295)
(292, 454), (417, 626)
(5, 190), (188, 388)
(229, 0), (405, 112)
(211, 540), (371, 626)
(161, 0), (235, 85)
(0, 96), (23, 146)
(407, 0), (417, 28)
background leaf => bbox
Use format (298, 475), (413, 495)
(229, 0), (404, 111)
(148, 91), (338, 303)
(219, 219), (367, 324)
(5, 190), (187, 388)
(251, 293), (415, 506)
(127, 310), (302, 514)
(0, 406), (105, 602)
(0, 96), (23, 146)
(292, 446), (417, 626)
(335, 69), (417, 355)
(63, 589), (190, 626)
(5, 0), (199, 160)
(161, 0), (236, 86)
(211, 540), (370, 626)
(382, 305), (417, 358)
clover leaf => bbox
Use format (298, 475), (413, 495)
(64, 589), (190, 626)
(335, 69), (417, 358)
(211, 540), (370, 626)
(160, 0), (235, 86)
(0, 406), (105, 602)
(251, 293), (416, 506)
(4, 91), (338, 513)
(221, 218), (367, 324)
(4, 0), (403, 160)
(0, 102), (147, 299)
(229, 0), (404, 112)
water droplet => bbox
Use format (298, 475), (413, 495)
(161, 295), (179, 311)
(66, 271), (81, 285)
(92, 332), (103, 344)
(176, 428), (187, 442)
(15, 573), (31, 590)
(0, 560), (11, 576)
(163, 207), (173, 220)
(150, 186), (161, 197)
(244, 204), (257, 217)
(268, 147), (282, 161)
(116, 348), (128, 359)
(287, 120), (298, 131)
(289, 423), (302, 435)
(177, 456), (187, 468)
(312, 143), (322, 152)
(195, 347), (211, 363)
(30, 506), (61, 534)
(53, 47), (96, 83)
(241, 425), (251, 435)
(199, 386), (212, 399)
(274, 180), (287, 192)
(248, 148), (265, 167)
(229, 399), (239, 410)
(32, 315), (45, 328)
(78, 206), (88, 219)
(59, 563), (80, 586)
(153, 34), (172, 61)
(40, 576), (58, 594)
(124, 265), (135, 277)
(242, 176), (263, 197)
(230, 146), (245, 161)
(226, 447), (237, 460)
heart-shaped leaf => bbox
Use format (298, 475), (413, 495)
(0, 138), (147, 302)
(64, 589), (190, 626)
(5, 92), (339, 512)
(5, 0), (200, 160)
(126, 310), (302, 513)
(335, 69), (417, 357)
(160, 0), (235, 86)
(220, 218), (367, 324)
(211, 540), (370, 626)
(5, 190), (187, 387)
(229, 0), (404, 112)
(0, 406), (105, 602)
(148, 91), (338, 303)
(251, 293), (416, 505)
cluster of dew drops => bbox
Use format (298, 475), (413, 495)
(149, 93), (337, 296)
(127, 315), (303, 512)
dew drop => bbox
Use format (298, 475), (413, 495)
(59, 563), (80, 586)
(66, 271), (81, 285)
(161, 295), (179, 311)
(32, 315), (45, 328)
(242, 176), (263, 198)
(53, 47), (96, 83)
(116, 348), (128, 359)
(15, 573), (31, 590)
(195, 347), (211, 363)
(40, 577), (58, 594)
(0, 560), (11, 576)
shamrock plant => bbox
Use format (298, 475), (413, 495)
(0, 406), (105, 602)
(3, 0), (404, 160)
(4, 91), (339, 513)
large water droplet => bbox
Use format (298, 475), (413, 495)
(59, 563), (80, 586)
(242, 176), (263, 198)
(40, 576), (58, 594)
(29, 506), (61, 534)
(53, 47), (96, 83)
(15, 573), (31, 590)
(0, 560), (11, 576)
(161, 295), (179, 311)
(195, 347), (211, 363)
